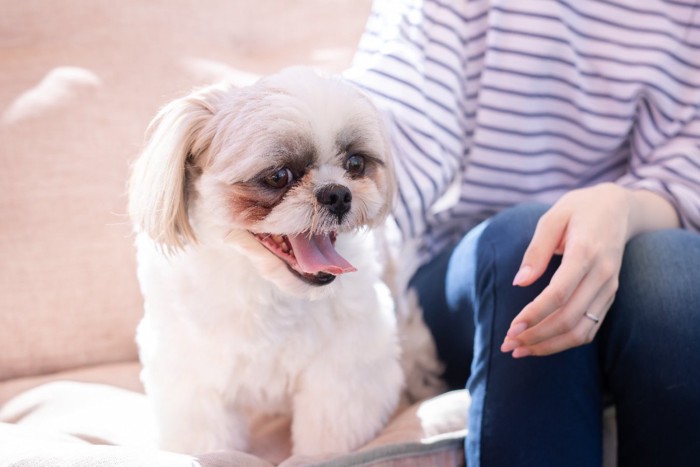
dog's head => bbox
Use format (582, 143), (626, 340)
(129, 67), (394, 296)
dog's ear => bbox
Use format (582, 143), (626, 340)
(128, 84), (227, 251)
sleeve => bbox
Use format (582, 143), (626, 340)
(617, 91), (700, 233)
(343, 0), (470, 240)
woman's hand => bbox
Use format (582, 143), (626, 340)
(501, 183), (679, 358)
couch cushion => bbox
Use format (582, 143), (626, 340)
(0, 361), (143, 407)
(0, 378), (468, 466)
(0, 422), (273, 467)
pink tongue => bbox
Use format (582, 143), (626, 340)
(287, 233), (357, 276)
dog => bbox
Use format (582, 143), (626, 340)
(128, 67), (407, 457)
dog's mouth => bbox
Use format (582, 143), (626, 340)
(252, 231), (357, 286)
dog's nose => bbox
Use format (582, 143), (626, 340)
(316, 184), (352, 221)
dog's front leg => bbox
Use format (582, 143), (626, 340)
(143, 373), (249, 455)
(290, 354), (404, 456)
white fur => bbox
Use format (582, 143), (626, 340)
(130, 68), (406, 456)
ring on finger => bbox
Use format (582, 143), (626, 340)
(584, 312), (600, 324)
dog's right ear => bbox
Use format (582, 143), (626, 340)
(128, 84), (227, 251)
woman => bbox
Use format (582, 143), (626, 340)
(346, 1), (700, 465)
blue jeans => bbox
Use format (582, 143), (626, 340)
(410, 203), (700, 467)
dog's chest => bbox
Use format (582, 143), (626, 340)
(138, 241), (381, 414)
(202, 297), (345, 411)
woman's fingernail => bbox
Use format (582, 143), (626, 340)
(507, 322), (528, 338)
(501, 339), (520, 353)
(512, 347), (532, 358)
(512, 265), (532, 286)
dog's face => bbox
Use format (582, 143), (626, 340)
(129, 67), (394, 296)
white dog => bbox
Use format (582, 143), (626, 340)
(128, 67), (406, 457)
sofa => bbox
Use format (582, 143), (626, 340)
(0, 1), (471, 465)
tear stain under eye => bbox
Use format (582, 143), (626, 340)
(228, 182), (282, 223)
(229, 172), (318, 224)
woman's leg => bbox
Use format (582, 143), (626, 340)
(599, 229), (700, 467)
(452, 203), (604, 466)
(413, 203), (603, 466)
(413, 202), (700, 466)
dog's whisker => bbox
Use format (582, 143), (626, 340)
(310, 201), (321, 237)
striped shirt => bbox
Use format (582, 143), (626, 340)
(345, 0), (700, 266)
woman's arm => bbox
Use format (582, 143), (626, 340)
(344, 0), (471, 240)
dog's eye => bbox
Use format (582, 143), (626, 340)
(345, 154), (365, 176)
(265, 168), (293, 189)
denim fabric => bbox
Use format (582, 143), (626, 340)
(410, 203), (700, 467)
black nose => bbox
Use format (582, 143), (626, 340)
(316, 184), (352, 221)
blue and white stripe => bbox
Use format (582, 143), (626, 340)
(346, 0), (700, 264)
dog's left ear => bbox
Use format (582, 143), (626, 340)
(128, 84), (228, 251)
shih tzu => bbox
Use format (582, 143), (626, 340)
(128, 67), (406, 456)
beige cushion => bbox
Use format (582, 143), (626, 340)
(0, 422), (273, 467)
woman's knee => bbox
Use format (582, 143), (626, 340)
(445, 202), (552, 317)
